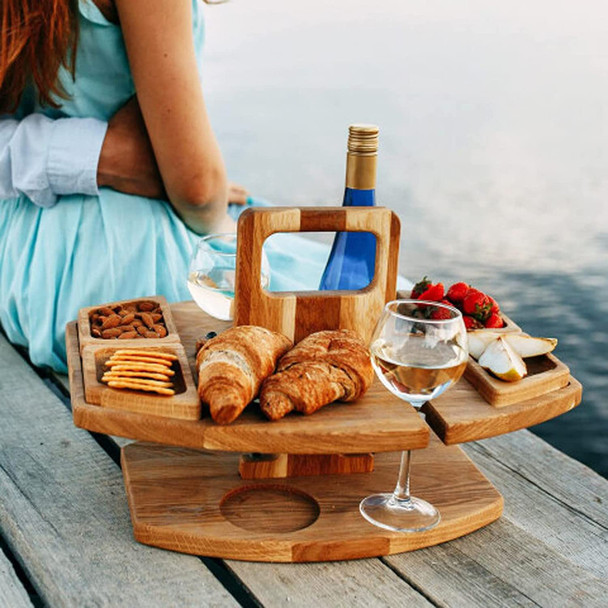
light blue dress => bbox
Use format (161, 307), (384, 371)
(0, 0), (329, 372)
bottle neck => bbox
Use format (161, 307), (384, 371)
(345, 152), (377, 190)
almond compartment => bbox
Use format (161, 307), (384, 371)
(77, 296), (180, 355)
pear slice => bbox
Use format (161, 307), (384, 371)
(468, 331), (557, 360)
(467, 331), (501, 359)
(478, 336), (527, 382)
(504, 334), (557, 358)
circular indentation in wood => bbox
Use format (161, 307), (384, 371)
(220, 485), (320, 533)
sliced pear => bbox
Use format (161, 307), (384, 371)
(478, 336), (527, 382)
(468, 331), (557, 360)
(467, 331), (501, 359)
(504, 334), (557, 358)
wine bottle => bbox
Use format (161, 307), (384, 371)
(319, 124), (378, 290)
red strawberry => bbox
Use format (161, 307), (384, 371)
(446, 282), (469, 305)
(463, 314), (483, 330)
(418, 282), (445, 302)
(484, 312), (504, 328)
(488, 295), (500, 315)
(462, 289), (492, 321)
(430, 301), (454, 320)
(411, 276), (432, 298)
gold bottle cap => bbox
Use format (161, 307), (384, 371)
(348, 124), (379, 155)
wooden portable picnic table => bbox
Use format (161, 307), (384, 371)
(1, 324), (607, 607)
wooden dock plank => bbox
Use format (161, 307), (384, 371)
(0, 547), (33, 608)
(225, 559), (434, 607)
(0, 334), (237, 608)
(378, 431), (608, 607)
(464, 432), (608, 579)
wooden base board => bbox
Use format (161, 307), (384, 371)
(121, 437), (503, 562)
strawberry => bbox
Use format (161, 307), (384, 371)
(488, 295), (500, 315)
(484, 312), (504, 328)
(430, 301), (454, 320)
(417, 282), (445, 302)
(411, 276), (432, 298)
(462, 289), (492, 322)
(463, 314), (483, 330)
(446, 282), (469, 305)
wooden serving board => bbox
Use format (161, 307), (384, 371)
(81, 343), (200, 421)
(121, 436), (503, 562)
(68, 320), (430, 454)
(68, 301), (582, 450)
(464, 352), (571, 408)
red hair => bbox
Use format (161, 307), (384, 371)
(0, 0), (79, 113)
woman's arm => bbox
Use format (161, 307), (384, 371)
(115, 0), (230, 234)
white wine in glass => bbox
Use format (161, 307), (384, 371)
(360, 299), (468, 532)
(187, 233), (270, 321)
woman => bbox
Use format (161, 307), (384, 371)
(0, 0), (329, 371)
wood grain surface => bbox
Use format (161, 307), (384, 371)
(77, 295), (180, 355)
(69, 300), (582, 452)
(81, 343), (200, 420)
(0, 548), (32, 608)
(234, 206), (400, 344)
(0, 333), (237, 608)
(68, 321), (430, 454)
(423, 375), (582, 444)
(121, 435), (503, 562)
(464, 352), (571, 407)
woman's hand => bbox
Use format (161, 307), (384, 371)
(228, 182), (249, 205)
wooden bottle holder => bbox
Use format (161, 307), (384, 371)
(68, 207), (582, 562)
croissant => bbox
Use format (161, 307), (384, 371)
(196, 325), (292, 424)
(259, 329), (374, 421)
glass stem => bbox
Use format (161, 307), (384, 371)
(392, 450), (412, 502)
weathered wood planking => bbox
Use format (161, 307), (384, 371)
(225, 559), (436, 608)
(382, 432), (608, 607)
(0, 547), (33, 608)
(234, 206), (400, 344)
(0, 333), (237, 608)
(464, 431), (608, 580)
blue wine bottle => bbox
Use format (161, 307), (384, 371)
(319, 124), (378, 290)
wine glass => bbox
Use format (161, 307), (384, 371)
(187, 233), (270, 321)
(360, 299), (468, 532)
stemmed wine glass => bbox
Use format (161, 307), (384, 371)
(187, 233), (270, 321)
(360, 299), (468, 532)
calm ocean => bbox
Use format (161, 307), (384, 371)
(205, 0), (607, 477)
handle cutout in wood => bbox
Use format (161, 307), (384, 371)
(234, 206), (400, 343)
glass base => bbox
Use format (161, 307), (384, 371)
(359, 493), (441, 533)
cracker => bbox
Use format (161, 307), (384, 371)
(106, 379), (175, 396)
(107, 355), (173, 366)
(104, 376), (173, 388)
(105, 362), (175, 375)
(102, 370), (171, 381)
(112, 349), (178, 361)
